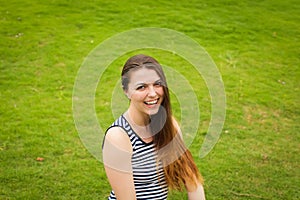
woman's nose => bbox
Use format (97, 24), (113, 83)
(148, 85), (157, 97)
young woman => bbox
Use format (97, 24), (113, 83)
(102, 54), (205, 200)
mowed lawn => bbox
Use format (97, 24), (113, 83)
(1, 0), (299, 199)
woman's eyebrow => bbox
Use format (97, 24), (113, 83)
(134, 82), (146, 86)
(134, 79), (161, 86)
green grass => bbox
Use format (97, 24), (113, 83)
(1, 0), (299, 199)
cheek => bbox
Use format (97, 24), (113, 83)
(157, 87), (164, 97)
(130, 90), (148, 101)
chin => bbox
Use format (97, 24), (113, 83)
(142, 106), (159, 116)
(148, 109), (160, 116)
(145, 108), (159, 115)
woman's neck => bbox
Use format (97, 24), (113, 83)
(125, 109), (153, 140)
(127, 106), (150, 126)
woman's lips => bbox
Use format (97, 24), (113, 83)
(144, 98), (159, 105)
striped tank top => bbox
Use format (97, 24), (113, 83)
(105, 115), (168, 200)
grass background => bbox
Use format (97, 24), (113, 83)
(1, 0), (299, 199)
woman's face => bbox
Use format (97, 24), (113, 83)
(125, 67), (164, 117)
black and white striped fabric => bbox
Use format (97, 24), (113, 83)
(106, 115), (168, 200)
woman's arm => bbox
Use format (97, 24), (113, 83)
(187, 182), (206, 200)
(172, 116), (182, 137)
(103, 127), (136, 200)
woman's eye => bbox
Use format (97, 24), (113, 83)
(136, 85), (145, 90)
(154, 81), (163, 87)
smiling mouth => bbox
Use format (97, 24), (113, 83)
(144, 98), (159, 105)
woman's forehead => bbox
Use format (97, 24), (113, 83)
(129, 68), (160, 84)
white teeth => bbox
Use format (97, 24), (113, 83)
(145, 99), (158, 105)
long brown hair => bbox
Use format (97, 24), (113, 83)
(121, 54), (203, 191)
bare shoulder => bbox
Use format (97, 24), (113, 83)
(172, 116), (182, 137)
(104, 126), (132, 153)
(172, 116), (180, 129)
